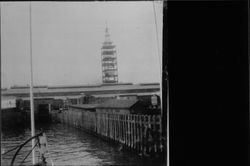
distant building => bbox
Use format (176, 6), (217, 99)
(101, 26), (118, 84)
(95, 98), (160, 115)
(96, 98), (137, 114)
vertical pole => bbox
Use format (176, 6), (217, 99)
(112, 114), (114, 139)
(144, 115), (147, 153)
(110, 113), (112, 139)
(105, 113), (107, 137)
(139, 115), (142, 153)
(29, 2), (36, 165)
(166, 69), (169, 166)
(114, 114), (117, 141)
(142, 115), (145, 153)
(122, 114), (125, 143)
(119, 114), (122, 142)
(97, 113), (99, 134)
(128, 115), (130, 148)
(0, 3), (2, 163)
(112, 114), (114, 140)
(113, 114), (115, 140)
(132, 115), (135, 149)
(135, 115), (137, 150)
(125, 115), (128, 146)
(118, 114), (121, 142)
(116, 114), (118, 141)
(94, 113), (96, 133)
(147, 115), (151, 154)
(102, 113), (104, 136)
(136, 115), (139, 152)
(117, 114), (119, 141)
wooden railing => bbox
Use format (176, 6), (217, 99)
(51, 110), (164, 155)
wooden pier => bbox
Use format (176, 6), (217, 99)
(51, 109), (164, 156)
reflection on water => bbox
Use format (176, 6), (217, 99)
(2, 123), (163, 166)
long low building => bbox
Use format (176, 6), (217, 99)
(1, 83), (160, 98)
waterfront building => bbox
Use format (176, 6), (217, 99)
(1, 83), (160, 117)
(101, 26), (118, 84)
(95, 98), (160, 115)
(96, 98), (137, 114)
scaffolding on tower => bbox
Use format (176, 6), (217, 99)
(101, 26), (118, 84)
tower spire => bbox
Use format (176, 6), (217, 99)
(105, 21), (110, 39)
(105, 20), (108, 31)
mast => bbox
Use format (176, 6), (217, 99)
(0, 3), (2, 163)
(153, 1), (168, 166)
(29, 2), (36, 165)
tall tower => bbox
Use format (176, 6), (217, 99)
(101, 26), (118, 84)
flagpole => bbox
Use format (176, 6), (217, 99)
(29, 2), (36, 165)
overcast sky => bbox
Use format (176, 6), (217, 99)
(1, 1), (162, 88)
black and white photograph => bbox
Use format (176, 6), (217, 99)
(1, 1), (166, 166)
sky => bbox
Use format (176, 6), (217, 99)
(1, 1), (163, 88)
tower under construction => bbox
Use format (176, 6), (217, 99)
(101, 26), (118, 84)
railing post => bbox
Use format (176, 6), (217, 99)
(139, 115), (142, 153)
(143, 115), (147, 154)
(135, 115), (138, 152)
(111, 113), (113, 139)
(125, 114), (128, 146)
(119, 114), (121, 142)
(122, 114), (125, 143)
(114, 114), (117, 141)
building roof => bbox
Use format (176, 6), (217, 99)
(1, 83), (160, 96)
(97, 98), (138, 109)
(68, 104), (99, 109)
(20, 95), (83, 101)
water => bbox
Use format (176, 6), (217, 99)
(1, 123), (163, 166)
